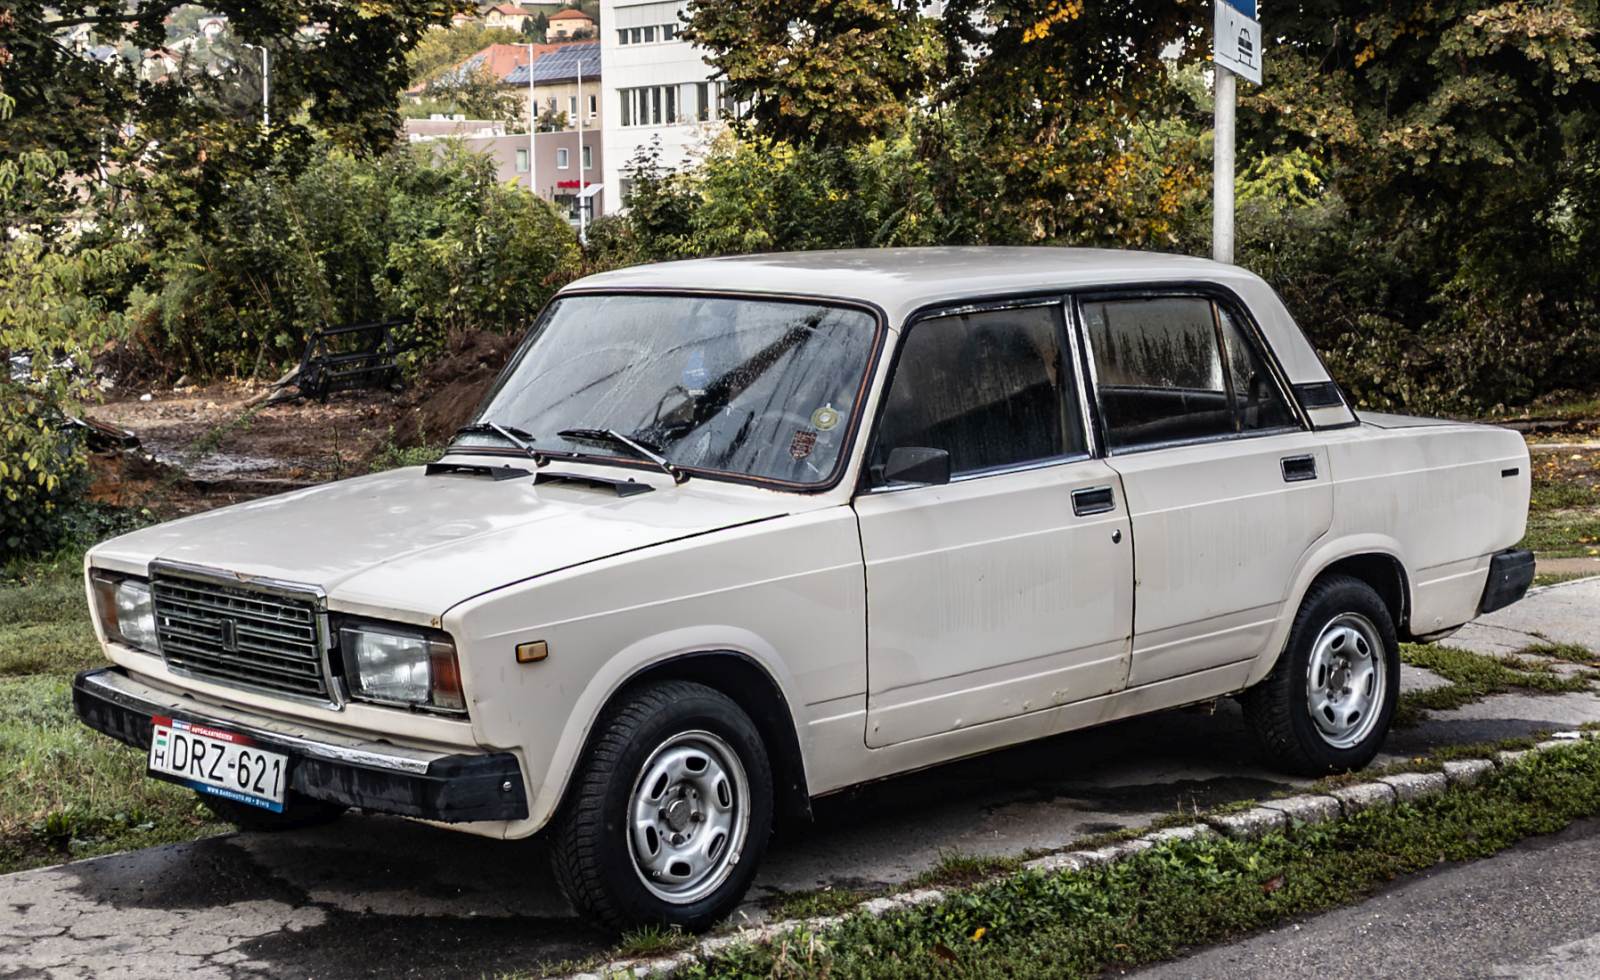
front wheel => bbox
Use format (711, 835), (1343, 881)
(549, 680), (773, 931)
(1242, 574), (1400, 775)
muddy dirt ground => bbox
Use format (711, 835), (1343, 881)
(80, 331), (518, 516)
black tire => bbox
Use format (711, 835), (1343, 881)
(200, 794), (346, 832)
(550, 680), (774, 931)
(1241, 574), (1400, 775)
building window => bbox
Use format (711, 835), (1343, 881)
(582, 144), (592, 170)
(642, 25), (656, 42)
(568, 95), (577, 118)
(556, 147), (570, 169)
(621, 85), (698, 127)
(663, 22), (678, 40)
(515, 148), (529, 173)
(589, 94), (597, 117)
(696, 82), (709, 122)
(617, 28), (630, 44)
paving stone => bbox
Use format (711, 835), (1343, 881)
(1138, 824), (1215, 845)
(1535, 739), (1573, 753)
(1260, 794), (1342, 825)
(1205, 807), (1289, 840)
(1378, 771), (1448, 802)
(1022, 852), (1086, 875)
(1330, 781), (1396, 816)
(1442, 758), (1495, 786)
(1497, 749), (1533, 766)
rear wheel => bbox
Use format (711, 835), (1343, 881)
(1242, 574), (1400, 775)
(200, 794), (346, 832)
(550, 680), (773, 931)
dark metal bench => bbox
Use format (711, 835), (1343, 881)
(296, 319), (408, 401)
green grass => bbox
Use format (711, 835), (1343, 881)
(614, 924), (696, 959)
(765, 886), (877, 921)
(1394, 643), (1598, 728)
(1520, 510), (1600, 558)
(672, 741), (1600, 979)
(911, 850), (1024, 889)
(1534, 571), (1598, 588)
(0, 516), (226, 874)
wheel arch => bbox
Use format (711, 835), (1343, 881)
(1244, 537), (1414, 689)
(608, 651), (813, 823)
(538, 648), (814, 832)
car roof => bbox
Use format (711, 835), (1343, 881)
(560, 246), (1347, 401)
(563, 246), (1252, 326)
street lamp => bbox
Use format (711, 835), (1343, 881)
(526, 42), (538, 200)
(241, 42), (269, 129)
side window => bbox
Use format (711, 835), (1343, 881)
(1218, 306), (1298, 433)
(874, 305), (1084, 479)
(1082, 296), (1296, 452)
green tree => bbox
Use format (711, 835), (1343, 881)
(2, 0), (466, 234)
(682, 0), (944, 146)
(408, 20), (524, 83)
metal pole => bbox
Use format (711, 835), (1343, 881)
(576, 54), (587, 241)
(527, 43), (537, 200)
(1212, 63), (1235, 264)
(260, 46), (269, 129)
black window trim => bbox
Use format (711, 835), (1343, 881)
(1069, 282), (1309, 458)
(448, 286), (889, 495)
(858, 293), (1096, 494)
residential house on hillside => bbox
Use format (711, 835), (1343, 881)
(599, 0), (725, 208)
(547, 8), (596, 39)
(483, 4), (534, 31)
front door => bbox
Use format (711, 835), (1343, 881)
(1077, 291), (1334, 687)
(855, 300), (1135, 748)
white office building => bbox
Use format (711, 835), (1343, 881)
(599, 0), (727, 208)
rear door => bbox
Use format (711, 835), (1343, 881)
(854, 299), (1135, 747)
(1076, 290), (1333, 687)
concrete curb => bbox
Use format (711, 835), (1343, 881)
(562, 730), (1599, 979)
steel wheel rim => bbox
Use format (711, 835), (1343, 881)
(1305, 612), (1387, 749)
(627, 729), (750, 905)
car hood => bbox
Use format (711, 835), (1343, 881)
(90, 462), (814, 621)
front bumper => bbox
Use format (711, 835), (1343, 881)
(73, 667), (528, 823)
(1479, 547), (1536, 615)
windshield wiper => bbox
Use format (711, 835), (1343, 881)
(557, 427), (688, 484)
(454, 421), (547, 465)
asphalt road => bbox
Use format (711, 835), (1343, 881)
(2, 578), (1598, 979)
(1136, 817), (1600, 979)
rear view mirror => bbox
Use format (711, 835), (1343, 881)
(882, 447), (951, 486)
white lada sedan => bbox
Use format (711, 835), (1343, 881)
(75, 248), (1534, 928)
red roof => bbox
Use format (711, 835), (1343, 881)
(488, 4), (525, 15)
(473, 42), (562, 80)
(548, 8), (592, 20)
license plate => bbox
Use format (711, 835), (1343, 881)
(149, 717), (290, 812)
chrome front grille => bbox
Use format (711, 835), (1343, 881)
(151, 571), (332, 702)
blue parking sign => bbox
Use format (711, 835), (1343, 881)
(1223, 0), (1256, 16)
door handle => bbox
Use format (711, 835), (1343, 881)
(1281, 454), (1318, 483)
(1072, 485), (1116, 516)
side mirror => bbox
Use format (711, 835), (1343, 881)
(882, 446), (951, 486)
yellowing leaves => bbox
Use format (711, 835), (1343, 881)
(1023, 0), (1084, 43)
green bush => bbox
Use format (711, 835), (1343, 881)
(0, 132), (128, 561)
(127, 143), (580, 379)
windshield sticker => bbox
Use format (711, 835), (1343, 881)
(810, 404), (841, 432)
(789, 429), (818, 461)
(682, 349), (709, 394)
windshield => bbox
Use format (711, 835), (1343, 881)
(458, 293), (880, 487)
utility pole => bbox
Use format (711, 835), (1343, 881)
(527, 43), (538, 202)
(242, 43), (269, 128)
(1210, 0), (1261, 264)
(1212, 65), (1235, 264)
(576, 52), (587, 242)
